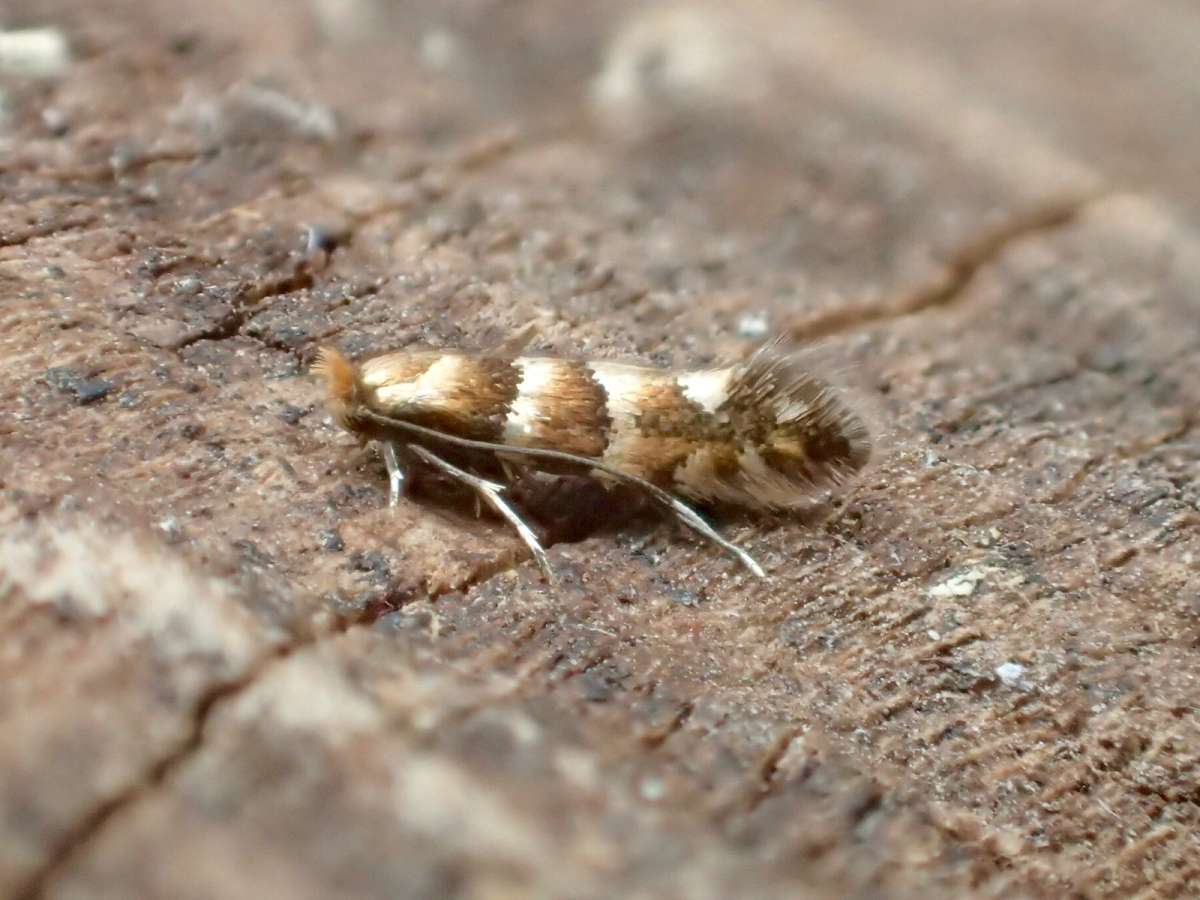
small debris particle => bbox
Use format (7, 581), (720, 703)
(309, 0), (380, 42)
(639, 776), (666, 801)
(304, 223), (347, 256)
(419, 28), (463, 71)
(174, 276), (203, 296)
(374, 608), (436, 634)
(123, 178), (158, 205)
(349, 550), (390, 584)
(157, 516), (183, 543)
(44, 367), (114, 405)
(279, 403), (309, 426)
(319, 529), (345, 552)
(233, 82), (339, 142)
(167, 31), (200, 55)
(108, 143), (140, 176)
(74, 378), (114, 405)
(580, 665), (624, 702)
(590, 7), (766, 128)
(929, 568), (987, 600)
(669, 588), (700, 606)
(250, 322), (310, 349)
(426, 199), (484, 243)
(736, 310), (770, 339)
(0, 27), (71, 79)
(41, 107), (69, 135)
(233, 539), (275, 569)
(44, 366), (81, 392)
(995, 662), (1031, 691)
(779, 615), (823, 650)
(976, 527), (1001, 548)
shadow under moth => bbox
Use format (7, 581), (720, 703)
(313, 339), (871, 582)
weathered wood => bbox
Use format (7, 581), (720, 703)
(2, 1), (1198, 898)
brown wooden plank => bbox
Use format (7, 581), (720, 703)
(1, 2), (1197, 898)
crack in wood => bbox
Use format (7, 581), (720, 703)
(169, 268), (316, 351)
(755, 726), (801, 789)
(0, 212), (97, 248)
(787, 192), (1109, 341)
(1034, 455), (1102, 505)
(12, 644), (288, 900)
(11, 525), (539, 898)
(641, 701), (695, 750)
(712, 725), (804, 819)
(12, 146), (215, 186)
(557, 644), (618, 683)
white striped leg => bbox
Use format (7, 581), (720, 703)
(381, 441), (408, 508)
(406, 444), (556, 584)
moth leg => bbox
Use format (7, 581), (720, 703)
(498, 456), (519, 483)
(588, 468), (765, 578)
(381, 441), (408, 508)
(359, 409), (767, 578)
(662, 493), (766, 579)
(407, 444), (556, 584)
(497, 454), (532, 485)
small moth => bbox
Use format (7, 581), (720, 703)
(312, 340), (871, 581)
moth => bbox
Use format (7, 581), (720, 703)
(312, 338), (871, 581)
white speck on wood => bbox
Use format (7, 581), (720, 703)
(0, 28), (71, 79)
(995, 662), (1031, 691)
(929, 567), (987, 600)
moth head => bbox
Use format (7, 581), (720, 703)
(312, 346), (361, 432)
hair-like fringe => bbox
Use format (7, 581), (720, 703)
(756, 336), (895, 479)
(312, 346), (357, 406)
(312, 346), (363, 436)
(701, 340), (886, 510)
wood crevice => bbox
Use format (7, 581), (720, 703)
(787, 191), (1110, 341)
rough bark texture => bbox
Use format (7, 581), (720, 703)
(1, 2), (1198, 898)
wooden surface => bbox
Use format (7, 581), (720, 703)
(2, 2), (1198, 898)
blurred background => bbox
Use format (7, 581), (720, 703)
(7, 0), (1197, 215)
